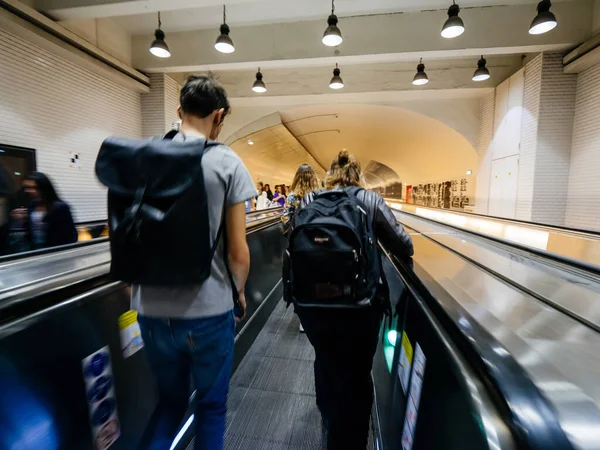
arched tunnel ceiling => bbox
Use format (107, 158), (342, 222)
(229, 104), (477, 186)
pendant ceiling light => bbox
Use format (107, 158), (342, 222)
(412, 59), (429, 86)
(322, 0), (343, 47)
(252, 68), (267, 93)
(529, 0), (557, 35)
(473, 56), (491, 81)
(215, 5), (235, 53)
(329, 64), (344, 89)
(441, 1), (465, 38)
(149, 12), (171, 58)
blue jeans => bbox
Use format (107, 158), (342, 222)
(137, 311), (235, 450)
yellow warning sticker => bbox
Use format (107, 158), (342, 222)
(398, 331), (414, 394)
(118, 310), (144, 358)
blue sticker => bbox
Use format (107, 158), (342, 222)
(86, 352), (107, 378)
(87, 376), (112, 403)
(91, 398), (115, 426)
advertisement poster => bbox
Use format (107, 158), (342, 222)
(119, 310), (144, 358)
(398, 331), (414, 394)
(81, 346), (121, 450)
(400, 344), (427, 450)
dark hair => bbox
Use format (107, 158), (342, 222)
(326, 151), (363, 189)
(26, 172), (61, 207)
(180, 75), (231, 120)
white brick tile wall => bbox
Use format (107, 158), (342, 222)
(141, 74), (181, 138)
(516, 54), (542, 221)
(474, 91), (495, 214)
(0, 29), (142, 222)
(532, 53), (576, 226)
(566, 63), (600, 230)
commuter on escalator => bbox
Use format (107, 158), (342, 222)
(10, 172), (77, 251)
(96, 75), (256, 450)
(286, 151), (413, 450)
(0, 164), (13, 255)
(281, 164), (321, 333)
(272, 185), (286, 207)
(264, 183), (274, 202)
(281, 164), (320, 236)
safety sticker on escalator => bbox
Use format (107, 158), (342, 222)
(119, 310), (144, 358)
(401, 343), (426, 450)
(81, 346), (121, 450)
(398, 331), (414, 394)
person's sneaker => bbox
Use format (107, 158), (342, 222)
(299, 323), (305, 333)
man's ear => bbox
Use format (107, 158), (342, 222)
(214, 108), (225, 125)
(177, 106), (183, 120)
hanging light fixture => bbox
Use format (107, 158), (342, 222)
(441, 1), (465, 38)
(473, 56), (490, 81)
(329, 64), (344, 89)
(252, 68), (267, 93)
(529, 0), (557, 35)
(412, 59), (429, 85)
(322, 0), (343, 47)
(149, 12), (171, 58)
(215, 5), (235, 53)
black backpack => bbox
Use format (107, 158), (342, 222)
(284, 187), (380, 308)
(95, 131), (223, 286)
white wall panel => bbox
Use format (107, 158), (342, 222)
(566, 63), (600, 230)
(0, 29), (142, 222)
(489, 155), (519, 218)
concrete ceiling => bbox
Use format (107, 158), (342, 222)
(172, 55), (525, 96)
(40, 0), (577, 27)
(127, 1), (591, 81)
(229, 104), (478, 185)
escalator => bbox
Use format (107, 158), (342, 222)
(1, 207), (598, 450)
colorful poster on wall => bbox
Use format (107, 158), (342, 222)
(81, 346), (121, 450)
(401, 344), (427, 450)
(398, 331), (414, 394)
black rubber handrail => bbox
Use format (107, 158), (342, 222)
(0, 208), (284, 264)
(389, 254), (575, 450)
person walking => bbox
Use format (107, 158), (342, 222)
(272, 185), (287, 207)
(286, 151), (413, 450)
(96, 75), (256, 450)
(281, 164), (320, 332)
(11, 172), (77, 250)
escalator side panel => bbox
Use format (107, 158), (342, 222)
(0, 283), (156, 450)
(373, 256), (514, 450)
(0, 223), (286, 450)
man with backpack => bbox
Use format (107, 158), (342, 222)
(96, 75), (257, 450)
(284, 151), (414, 450)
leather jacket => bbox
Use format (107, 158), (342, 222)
(301, 188), (414, 258)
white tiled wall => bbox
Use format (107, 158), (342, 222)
(566, 63), (600, 230)
(516, 54), (542, 221)
(0, 29), (143, 222)
(532, 53), (576, 226)
(474, 92), (495, 214)
(141, 73), (181, 138)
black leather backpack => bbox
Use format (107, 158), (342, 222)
(95, 131), (221, 285)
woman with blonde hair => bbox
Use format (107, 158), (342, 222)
(281, 164), (320, 234)
(292, 151), (413, 450)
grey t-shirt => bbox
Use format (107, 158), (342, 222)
(131, 133), (257, 319)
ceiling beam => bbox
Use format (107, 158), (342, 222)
(131, 2), (593, 74)
(37, 0), (258, 20)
